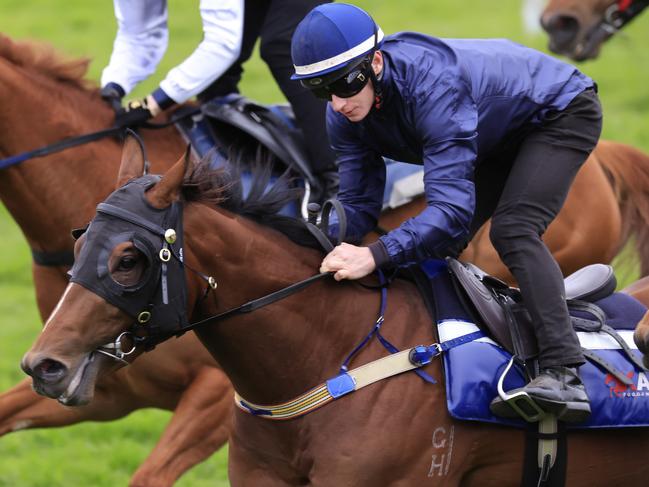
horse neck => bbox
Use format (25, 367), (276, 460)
(0, 56), (184, 253)
(183, 204), (392, 404)
(0, 56), (116, 251)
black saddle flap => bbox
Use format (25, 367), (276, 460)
(201, 95), (316, 185)
(447, 258), (538, 359)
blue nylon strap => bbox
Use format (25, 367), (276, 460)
(339, 270), (439, 384)
(0, 126), (123, 170)
(339, 271), (389, 372)
(440, 331), (486, 351)
(0, 152), (32, 169)
(338, 269), (486, 387)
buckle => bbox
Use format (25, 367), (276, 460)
(497, 357), (546, 422)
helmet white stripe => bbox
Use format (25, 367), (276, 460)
(293, 29), (384, 76)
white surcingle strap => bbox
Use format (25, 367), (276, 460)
(293, 29), (384, 76)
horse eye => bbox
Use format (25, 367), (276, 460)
(109, 246), (148, 287)
(119, 256), (138, 271)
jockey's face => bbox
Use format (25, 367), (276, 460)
(330, 51), (383, 123)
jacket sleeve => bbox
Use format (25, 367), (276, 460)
(101, 0), (169, 94)
(379, 69), (478, 266)
(327, 108), (386, 244)
(101, 0), (244, 102)
(158, 0), (244, 103)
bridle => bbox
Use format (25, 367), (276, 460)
(601, 0), (649, 34)
(70, 175), (333, 363)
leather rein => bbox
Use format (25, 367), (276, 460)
(95, 197), (345, 364)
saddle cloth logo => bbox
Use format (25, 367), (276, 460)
(605, 371), (649, 398)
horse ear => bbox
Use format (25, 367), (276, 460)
(116, 133), (146, 189)
(146, 145), (192, 209)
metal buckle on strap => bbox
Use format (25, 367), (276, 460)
(497, 357), (546, 422)
(96, 331), (137, 365)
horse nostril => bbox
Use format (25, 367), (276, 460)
(542, 14), (580, 46)
(29, 358), (68, 384)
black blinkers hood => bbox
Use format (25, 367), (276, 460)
(69, 175), (188, 348)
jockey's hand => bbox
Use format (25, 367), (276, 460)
(114, 95), (161, 129)
(100, 83), (124, 114)
(320, 242), (376, 281)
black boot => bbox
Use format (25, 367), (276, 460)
(490, 366), (591, 422)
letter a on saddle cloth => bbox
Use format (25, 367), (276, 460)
(418, 258), (649, 429)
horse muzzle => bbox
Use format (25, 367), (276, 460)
(542, 12), (582, 54)
(21, 351), (103, 406)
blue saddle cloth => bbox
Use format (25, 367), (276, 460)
(422, 260), (649, 429)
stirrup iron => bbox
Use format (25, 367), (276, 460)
(497, 357), (546, 422)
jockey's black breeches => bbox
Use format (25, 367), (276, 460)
(469, 88), (603, 368)
(198, 0), (336, 176)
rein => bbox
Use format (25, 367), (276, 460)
(0, 106), (200, 170)
(182, 272), (333, 332)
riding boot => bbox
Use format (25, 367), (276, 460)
(490, 366), (591, 423)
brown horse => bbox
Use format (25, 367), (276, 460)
(4, 33), (649, 484)
(0, 34), (232, 487)
(0, 33), (452, 485)
(21, 139), (649, 486)
(623, 276), (649, 367)
(541, 0), (648, 61)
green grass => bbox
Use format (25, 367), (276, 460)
(1, 0), (648, 485)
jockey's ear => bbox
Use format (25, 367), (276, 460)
(146, 145), (192, 209)
(372, 50), (383, 76)
(116, 132), (146, 188)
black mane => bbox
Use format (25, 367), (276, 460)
(181, 151), (325, 251)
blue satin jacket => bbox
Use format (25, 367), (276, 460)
(327, 32), (594, 266)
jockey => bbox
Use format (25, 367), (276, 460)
(291, 3), (602, 422)
(100, 0), (338, 203)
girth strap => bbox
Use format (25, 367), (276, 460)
(582, 349), (634, 385)
(570, 299), (648, 373)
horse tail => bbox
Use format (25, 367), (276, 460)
(595, 140), (649, 276)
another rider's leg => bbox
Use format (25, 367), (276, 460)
(258, 0), (338, 202)
(489, 89), (602, 421)
(197, 1), (268, 101)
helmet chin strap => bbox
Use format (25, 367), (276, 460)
(370, 58), (384, 110)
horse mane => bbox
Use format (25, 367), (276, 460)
(181, 151), (324, 251)
(0, 34), (94, 91)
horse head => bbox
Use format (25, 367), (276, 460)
(540, 0), (645, 61)
(20, 132), (336, 407)
(20, 135), (195, 405)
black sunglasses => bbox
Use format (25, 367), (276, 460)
(302, 61), (372, 101)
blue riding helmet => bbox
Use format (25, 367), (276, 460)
(291, 3), (384, 97)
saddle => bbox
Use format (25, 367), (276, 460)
(447, 258), (645, 382)
(175, 94), (317, 191)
